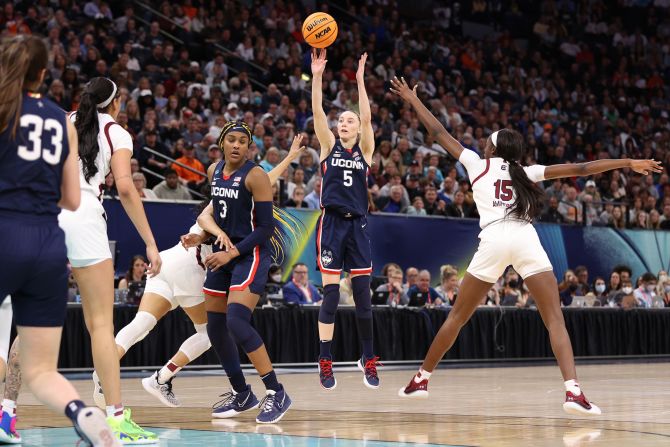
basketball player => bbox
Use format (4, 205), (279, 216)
(59, 77), (160, 443)
(196, 121), (292, 424)
(0, 35), (118, 446)
(108, 137), (306, 408)
(391, 77), (663, 415)
(311, 49), (379, 390)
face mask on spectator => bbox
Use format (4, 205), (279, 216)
(646, 284), (656, 293)
(240, 96), (249, 104)
(595, 284), (606, 293)
(622, 286), (633, 294)
(271, 274), (282, 282)
(254, 97), (262, 105)
(508, 279), (518, 288)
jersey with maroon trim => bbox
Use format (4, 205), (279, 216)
(211, 159), (264, 249)
(0, 93), (69, 216)
(459, 149), (546, 229)
(320, 140), (369, 217)
(69, 111), (132, 200)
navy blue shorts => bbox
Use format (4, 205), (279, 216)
(203, 245), (271, 297)
(0, 215), (68, 327)
(316, 208), (372, 275)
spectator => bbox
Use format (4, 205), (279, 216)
(607, 278), (634, 307)
(282, 263), (322, 305)
(407, 270), (441, 306)
(132, 173), (156, 200)
(438, 176), (456, 203)
(378, 185), (407, 213)
(423, 187), (447, 216)
(117, 255), (147, 290)
(435, 270), (458, 306)
(500, 270), (523, 306)
(558, 187), (583, 224)
(172, 144), (206, 190)
(260, 147), (280, 173)
(659, 204), (670, 230)
(446, 191), (472, 218)
(287, 167), (306, 199)
(539, 197), (565, 224)
(634, 272), (657, 308)
(304, 177), (322, 209)
(593, 277), (607, 305)
(406, 196), (427, 216)
(607, 271), (621, 296)
(375, 268), (408, 306)
(152, 168), (192, 200)
(284, 186), (308, 208)
(403, 267), (419, 294)
(574, 265), (591, 295)
(266, 264), (283, 289)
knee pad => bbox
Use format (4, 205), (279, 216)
(115, 311), (157, 352)
(318, 284), (340, 324)
(226, 303), (263, 353)
(178, 323), (212, 361)
(351, 275), (372, 318)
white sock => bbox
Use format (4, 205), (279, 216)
(157, 361), (182, 384)
(106, 404), (124, 419)
(414, 368), (432, 383)
(564, 379), (581, 396)
(1, 399), (16, 416)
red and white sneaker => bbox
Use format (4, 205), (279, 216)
(398, 375), (429, 399)
(563, 391), (601, 416)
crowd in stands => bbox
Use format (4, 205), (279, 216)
(5, 0), (670, 230)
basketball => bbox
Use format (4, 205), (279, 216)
(302, 12), (338, 49)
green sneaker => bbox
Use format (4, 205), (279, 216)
(106, 408), (157, 445)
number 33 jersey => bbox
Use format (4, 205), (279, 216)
(211, 159), (260, 245)
(459, 149), (546, 229)
(320, 140), (369, 217)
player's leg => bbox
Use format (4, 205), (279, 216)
(399, 273), (493, 398)
(115, 292), (171, 359)
(227, 288), (291, 424)
(75, 260), (156, 442)
(347, 216), (379, 388)
(524, 272), (601, 416)
(142, 299), (210, 408)
(0, 337), (20, 444)
(316, 211), (344, 390)
(0, 297), (11, 381)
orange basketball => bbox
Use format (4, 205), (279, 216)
(302, 12), (338, 49)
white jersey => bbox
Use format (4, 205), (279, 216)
(144, 223), (212, 307)
(459, 149), (546, 229)
(69, 111), (133, 199)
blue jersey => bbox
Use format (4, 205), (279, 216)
(0, 93), (69, 218)
(320, 140), (369, 217)
(211, 159), (265, 247)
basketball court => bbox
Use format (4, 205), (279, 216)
(16, 362), (670, 446)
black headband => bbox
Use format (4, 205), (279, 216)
(217, 121), (252, 148)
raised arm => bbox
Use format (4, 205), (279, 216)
(390, 76), (464, 160)
(267, 134), (306, 184)
(356, 52), (374, 164)
(544, 159), (662, 180)
(311, 48), (336, 161)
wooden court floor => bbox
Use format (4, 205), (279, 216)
(17, 362), (670, 446)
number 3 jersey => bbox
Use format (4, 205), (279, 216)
(0, 93), (69, 216)
(211, 159), (263, 248)
(320, 140), (369, 217)
(459, 149), (546, 229)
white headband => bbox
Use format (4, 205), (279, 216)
(97, 81), (118, 109)
(491, 130), (500, 147)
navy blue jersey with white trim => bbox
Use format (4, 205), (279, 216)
(211, 159), (264, 248)
(320, 140), (369, 217)
(0, 93), (69, 217)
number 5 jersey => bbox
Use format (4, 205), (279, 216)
(320, 140), (369, 217)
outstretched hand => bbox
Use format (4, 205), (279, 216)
(288, 134), (307, 161)
(630, 159), (663, 175)
(356, 52), (368, 82)
(389, 76), (418, 102)
(311, 48), (327, 75)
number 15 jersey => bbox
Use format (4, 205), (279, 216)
(320, 140), (369, 217)
(459, 149), (546, 229)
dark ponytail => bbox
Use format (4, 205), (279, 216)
(494, 129), (545, 222)
(76, 77), (117, 182)
(0, 36), (48, 138)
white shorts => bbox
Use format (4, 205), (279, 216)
(58, 193), (111, 267)
(467, 220), (553, 283)
(143, 244), (206, 310)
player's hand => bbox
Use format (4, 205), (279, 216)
(288, 134), (306, 161)
(630, 159), (663, 175)
(180, 232), (205, 249)
(145, 244), (162, 277)
(215, 231), (234, 252)
(389, 76), (418, 102)
(356, 52), (367, 82)
(311, 48), (327, 75)
(205, 251), (233, 272)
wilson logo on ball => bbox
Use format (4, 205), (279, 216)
(302, 12), (338, 49)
